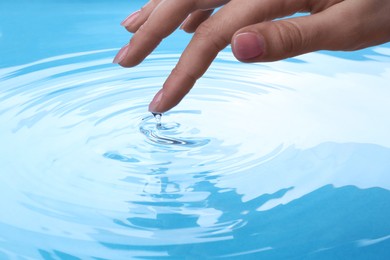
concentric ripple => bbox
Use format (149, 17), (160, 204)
(139, 111), (211, 147)
(1, 47), (390, 259)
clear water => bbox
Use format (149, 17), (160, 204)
(1, 0), (390, 259)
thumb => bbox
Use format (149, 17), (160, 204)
(231, 10), (355, 62)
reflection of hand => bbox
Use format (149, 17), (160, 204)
(114, 0), (390, 113)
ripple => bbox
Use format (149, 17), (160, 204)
(139, 111), (211, 147)
(1, 47), (390, 259)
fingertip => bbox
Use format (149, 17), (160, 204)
(113, 43), (129, 64)
(180, 23), (196, 33)
(148, 90), (166, 113)
(179, 14), (192, 32)
(232, 32), (265, 61)
(149, 68), (197, 113)
(114, 43), (146, 68)
(121, 10), (141, 28)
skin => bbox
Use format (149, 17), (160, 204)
(114, 0), (390, 113)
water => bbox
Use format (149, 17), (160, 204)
(1, 0), (390, 259)
(152, 113), (162, 126)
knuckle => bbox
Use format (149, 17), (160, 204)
(194, 21), (229, 52)
(274, 20), (307, 55)
(195, 21), (215, 38)
(137, 22), (163, 43)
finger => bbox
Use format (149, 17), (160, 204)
(180, 10), (214, 33)
(118, 1), (196, 67)
(121, 0), (162, 33)
(231, 0), (375, 62)
(148, 0), (313, 113)
(117, 0), (230, 67)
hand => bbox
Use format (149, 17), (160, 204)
(114, 0), (390, 113)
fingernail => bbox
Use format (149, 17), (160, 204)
(148, 90), (163, 112)
(233, 32), (265, 60)
(113, 44), (129, 64)
(121, 10), (140, 27)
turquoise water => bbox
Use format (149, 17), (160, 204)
(1, 0), (390, 259)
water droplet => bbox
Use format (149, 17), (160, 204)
(152, 112), (162, 127)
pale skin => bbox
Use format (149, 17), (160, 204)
(113, 0), (390, 113)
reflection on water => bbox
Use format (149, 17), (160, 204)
(1, 46), (390, 258)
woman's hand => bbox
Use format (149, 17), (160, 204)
(114, 0), (390, 113)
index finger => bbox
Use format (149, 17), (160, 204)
(148, 0), (311, 113)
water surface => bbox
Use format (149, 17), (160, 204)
(1, 0), (390, 259)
